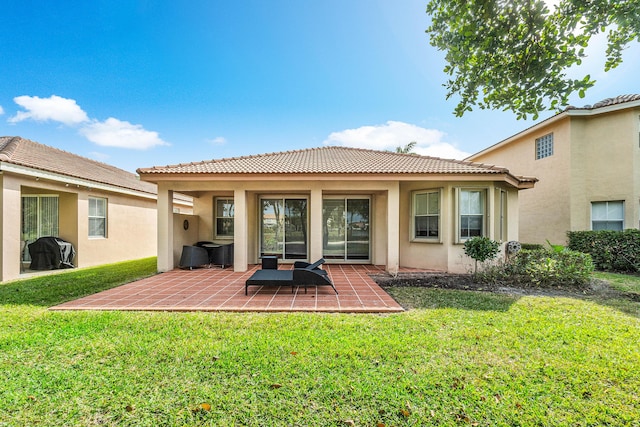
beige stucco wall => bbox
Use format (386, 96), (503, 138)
(569, 110), (640, 232)
(400, 181), (520, 273)
(471, 119), (572, 245)
(1, 172), (158, 282)
(155, 177), (521, 274)
(471, 108), (640, 245)
(78, 192), (157, 268)
(172, 213), (200, 266)
(0, 174), (22, 282)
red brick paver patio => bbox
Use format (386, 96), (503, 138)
(51, 264), (410, 313)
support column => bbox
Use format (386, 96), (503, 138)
(157, 186), (174, 272)
(386, 183), (400, 275)
(233, 188), (248, 272)
(507, 188), (519, 241)
(1, 176), (22, 282)
(309, 188), (323, 262)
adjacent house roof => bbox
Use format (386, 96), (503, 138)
(138, 146), (536, 188)
(566, 94), (640, 111)
(0, 136), (157, 195)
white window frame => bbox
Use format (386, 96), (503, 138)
(88, 196), (107, 238)
(591, 201), (624, 231)
(214, 197), (235, 239)
(455, 188), (487, 243)
(411, 189), (442, 242)
(535, 133), (554, 160)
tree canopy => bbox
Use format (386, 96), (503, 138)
(426, 0), (640, 119)
(395, 141), (417, 154)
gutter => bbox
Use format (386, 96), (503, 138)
(0, 162), (157, 200)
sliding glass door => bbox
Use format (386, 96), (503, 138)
(21, 195), (59, 261)
(322, 197), (370, 261)
(260, 198), (307, 260)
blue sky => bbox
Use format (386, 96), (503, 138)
(1, 0), (639, 173)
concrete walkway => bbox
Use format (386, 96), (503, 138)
(51, 264), (409, 313)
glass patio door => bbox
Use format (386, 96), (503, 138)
(260, 198), (308, 260)
(21, 195), (59, 261)
(322, 198), (370, 261)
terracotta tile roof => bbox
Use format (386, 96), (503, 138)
(138, 146), (514, 176)
(0, 136), (157, 195)
(565, 94), (640, 111)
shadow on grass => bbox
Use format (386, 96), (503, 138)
(583, 294), (640, 319)
(0, 257), (157, 307)
(383, 286), (519, 312)
(383, 284), (640, 319)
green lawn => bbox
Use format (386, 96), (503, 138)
(594, 271), (640, 296)
(1, 260), (639, 426)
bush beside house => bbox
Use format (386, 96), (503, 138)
(477, 248), (594, 288)
(568, 230), (640, 273)
(502, 249), (594, 287)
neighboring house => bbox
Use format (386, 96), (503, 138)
(0, 136), (192, 282)
(138, 146), (535, 274)
(467, 94), (640, 245)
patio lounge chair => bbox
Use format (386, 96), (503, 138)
(293, 258), (327, 275)
(245, 262), (338, 295)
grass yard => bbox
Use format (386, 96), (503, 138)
(594, 271), (640, 297)
(1, 259), (639, 426)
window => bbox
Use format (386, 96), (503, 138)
(459, 189), (485, 240)
(536, 133), (554, 159)
(413, 190), (440, 240)
(591, 201), (624, 231)
(88, 197), (107, 238)
(215, 198), (234, 238)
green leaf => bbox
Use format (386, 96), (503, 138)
(425, 0), (640, 118)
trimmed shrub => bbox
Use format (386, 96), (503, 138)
(567, 230), (640, 272)
(479, 249), (594, 288)
(463, 236), (501, 273)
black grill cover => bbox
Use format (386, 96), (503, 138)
(28, 237), (76, 270)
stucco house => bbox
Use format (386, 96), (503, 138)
(467, 94), (640, 245)
(0, 136), (191, 282)
(137, 146), (535, 274)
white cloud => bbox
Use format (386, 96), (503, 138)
(79, 118), (169, 150)
(9, 95), (89, 125)
(0, 105), (4, 115)
(7, 94), (167, 151)
(208, 136), (227, 145)
(323, 120), (470, 159)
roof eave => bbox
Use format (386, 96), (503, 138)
(2, 162), (157, 199)
(139, 171), (535, 189)
(566, 99), (640, 116)
(466, 111), (568, 160)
